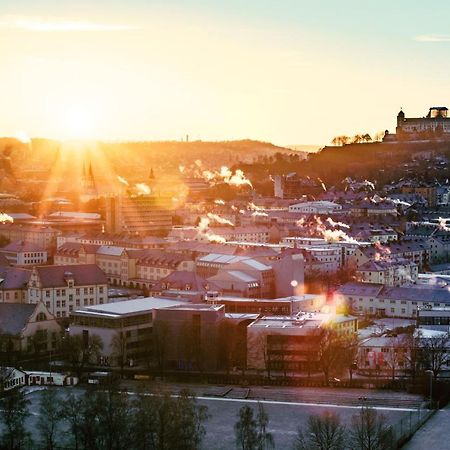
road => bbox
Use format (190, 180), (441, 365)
(23, 383), (424, 450)
(402, 406), (450, 449)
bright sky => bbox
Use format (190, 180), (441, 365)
(1, 0), (450, 145)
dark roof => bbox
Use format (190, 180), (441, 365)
(0, 253), (9, 267)
(338, 281), (450, 304)
(35, 264), (107, 288)
(137, 251), (191, 268)
(0, 267), (31, 290)
(150, 271), (220, 292)
(1, 240), (45, 253)
(0, 304), (36, 335)
(337, 282), (384, 297)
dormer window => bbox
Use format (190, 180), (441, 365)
(36, 312), (46, 322)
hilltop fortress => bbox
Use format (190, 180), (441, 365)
(385, 106), (450, 142)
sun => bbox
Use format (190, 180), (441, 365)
(61, 105), (96, 140)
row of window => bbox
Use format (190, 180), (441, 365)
(45, 286), (104, 297)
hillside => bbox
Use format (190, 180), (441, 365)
(0, 138), (305, 194)
(242, 140), (450, 192)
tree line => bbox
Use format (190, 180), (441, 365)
(234, 402), (393, 450)
(0, 384), (394, 450)
(331, 132), (385, 146)
(0, 385), (208, 450)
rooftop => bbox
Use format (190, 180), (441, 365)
(72, 297), (184, 318)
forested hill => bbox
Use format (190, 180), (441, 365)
(242, 140), (450, 189)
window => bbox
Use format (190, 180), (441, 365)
(36, 312), (47, 321)
(46, 290), (50, 298)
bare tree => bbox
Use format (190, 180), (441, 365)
(317, 329), (345, 385)
(62, 393), (84, 450)
(111, 331), (127, 379)
(416, 331), (450, 379)
(256, 403), (274, 450)
(235, 405), (258, 450)
(331, 136), (350, 146)
(0, 387), (32, 450)
(383, 336), (407, 381)
(62, 333), (103, 378)
(294, 410), (346, 450)
(132, 389), (208, 450)
(37, 389), (62, 450)
(350, 407), (392, 450)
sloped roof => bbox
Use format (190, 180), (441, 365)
(35, 264), (107, 287)
(150, 270), (219, 292)
(0, 253), (9, 267)
(137, 251), (189, 268)
(0, 304), (36, 335)
(0, 267), (31, 290)
(1, 240), (45, 253)
(96, 246), (125, 256)
(337, 282), (384, 297)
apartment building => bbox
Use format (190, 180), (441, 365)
(27, 265), (108, 319)
(356, 258), (418, 286)
(0, 224), (60, 251)
(338, 282), (450, 318)
(0, 240), (48, 266)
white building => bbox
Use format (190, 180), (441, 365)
(0, 240), (48, 266)
(27, 264), (108, 319)
(338, 282), (450, 318)
(288, 201), (342, 215)
(69, 297), (184, 364)
(356, 258), (418, 287)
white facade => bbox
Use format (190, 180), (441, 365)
(288, 201), (342, 215)
(27, 268), (108, 319)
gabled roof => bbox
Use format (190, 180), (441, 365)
(357, 258), (416, 271)
(1, 240), (45, 253)
(337, 282), (384, 297)
(96, 245), (125, 256)
(35, 264), (107, 288)
(0, 267), (31, 290)
(209, 270), (259, 284)
(150, 271), (219, 292)
(56, 242), (101, 257)
(137, 251), (190, 268)
(0, 304), (36, 335)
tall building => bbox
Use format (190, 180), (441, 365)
(105, 193), (173, 235)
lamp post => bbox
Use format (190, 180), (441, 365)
(424, 369), (433, 408)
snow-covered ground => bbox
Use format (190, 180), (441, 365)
(358, 318), (415, 339)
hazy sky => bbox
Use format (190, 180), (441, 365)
(1, 0), (450, 145)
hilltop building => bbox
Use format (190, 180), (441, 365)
(385, 106), (450, 141)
